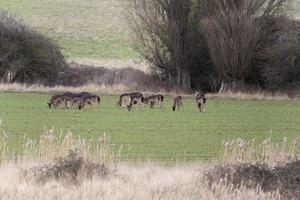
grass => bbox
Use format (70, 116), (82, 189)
(0, 0), (136, 59)
(0, 132), (298, 199)
(0, 0), (299, 61)
(0, 163), (279, 200)
(1, 92), (300, 162)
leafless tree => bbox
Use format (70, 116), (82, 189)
(128, 0), (212, 92)
(260, 21), (300, 90)
(201, 0), (289, 92)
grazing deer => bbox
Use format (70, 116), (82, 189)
(61, 92), (98, 108)
(144, 94), (164, 109)
(90, 94), (101, 105)
(61, 92), (78, 108)
(126, 93), (145, 112)
(48, 94), (64, 109)
(117, 92), (143, 107)
(172, 96), (183, 111)
(78, 94), (101, 110)
(195, 93), (206, 112)
(78, 96), (93, 110)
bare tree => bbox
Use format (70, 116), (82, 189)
(128, 0), (209, 92)
(201, 0), (289, 92)
(260, 21), (300, 90)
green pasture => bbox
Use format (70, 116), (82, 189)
(1, 93), (300, 162)
(0, 0), (135, 59)
(1, 0), (299, 60)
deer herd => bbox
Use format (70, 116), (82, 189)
(48, 91), (206, 112)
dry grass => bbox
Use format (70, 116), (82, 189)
(206, 161), (300, 200)
(207, 91), (295, 101)
(221, 135), (298, 166)
(0, 83), (170, 96)
(0, 162), (282, 200)
(0, 83), (129, 95)
(0, 127), (298, 199)
(68, 58), (149, 72)
(2, 83), (300, 102)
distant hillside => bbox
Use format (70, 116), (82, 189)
(0, 1), (299, 60)
(0, 0), (136, 59)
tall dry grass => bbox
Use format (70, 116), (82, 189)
(221, 135), (298, 166)
(0, 128), (117, 164)
(207, 91), (295, 101)
(2, 82), (300, 102)
(0, 127), (298, 199)
(0, 163), (281, 200)
(0, 83), (129, 95)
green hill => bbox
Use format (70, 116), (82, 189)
(1, 0), (299, 60)
(0, 0), (136, 59)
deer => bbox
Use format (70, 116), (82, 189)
(144, 94), (164, 109)
(172, 96), (183, 111)
(195, 93), (206, 112)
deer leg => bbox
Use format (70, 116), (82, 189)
(198, 103), (201, 112)
(150, 102), (155, 109)
(202, 104), (205, 112)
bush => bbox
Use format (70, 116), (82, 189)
(59, 63), (168, 91)
(205, 160), (300, 199)
(25, 151), (110, 185)
(0, 11), (66, 85)
(259, 18), (300, 90)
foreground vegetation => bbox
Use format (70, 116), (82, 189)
(1, 92), (300, 161)
(0, 130), (298, 199)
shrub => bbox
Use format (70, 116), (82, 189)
(0, 11), (66, 86)
(205, 161), (300, 199)
(259, 18), (300, 90)
(25, 151), (110, 185)
(59, 63), (168, 91)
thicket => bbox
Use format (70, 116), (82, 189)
(129, 0), (299, 92)
(1, 1), (300, 93)
(0, 11), (67, 86)
(0, 11), (166, 90)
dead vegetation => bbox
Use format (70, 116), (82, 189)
(24, 151), (110, 185)
(205, 161), (300, 200)
(0, 128), (299, 199)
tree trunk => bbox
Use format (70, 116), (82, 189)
(182, 69), (191, 92)
(168, 72), (173, 89)
(177, 68), (182, 86)
(218, 80), (243, 93)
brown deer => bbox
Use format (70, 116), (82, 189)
(126, 93), (145, 111)
(77, 94), (101, 110)
(60, 92), (77, 108)
(47, 94), (64, 109)
(61, 92), (100, 108)
(172, 96), (183, 111)
(195, 93), (206, 112)
(117, 92), (143, 107)
(144, 94), (164, 109)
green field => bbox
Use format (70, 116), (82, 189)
(0, 0), (299, 60)
(1, 93), (300, 162)
(0, 0), (135, 59)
